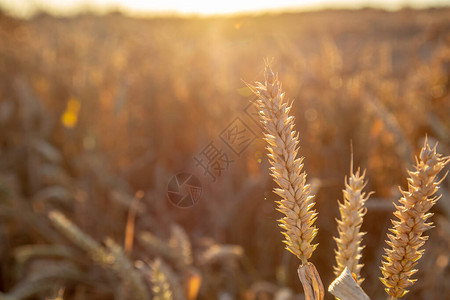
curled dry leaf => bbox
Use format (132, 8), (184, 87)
(297, 262), (324, 300)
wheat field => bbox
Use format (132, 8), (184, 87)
(0, 6), (449, 300)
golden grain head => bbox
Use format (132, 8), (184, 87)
(251, 65), (318, 263)
(380, 140), (449, 298)
(334, 166), (371, 284)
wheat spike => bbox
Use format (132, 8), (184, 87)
(48, 210), (111, 265)
(169, 224), (193, 269)
(48, 211), (150, 300)
(250, 64), (318, 263)
(380, 140), (449, 299)
(333, 163), (372, 284)
(150, 259), (173, 300)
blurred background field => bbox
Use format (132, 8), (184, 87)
(0, 4), (449, 300)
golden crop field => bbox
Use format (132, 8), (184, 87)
(0, 6), (449, 300)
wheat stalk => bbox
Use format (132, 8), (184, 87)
(48, 210), (150, 300)
(380, 140), (449, 299)
(333, 162), (372, 284)
(328, 267), (370, 300)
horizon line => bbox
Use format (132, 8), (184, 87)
(1, 1), (449, 19)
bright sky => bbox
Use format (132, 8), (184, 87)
(1, 0), (449, 17)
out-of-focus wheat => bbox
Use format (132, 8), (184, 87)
(250, 64), (318, 263)
(333, 164), (372, 283)
(169, 224), (193, 269)
(380, 140), (449, 299)
(150, 259), (173, 300)
(48, 210), (150, 300)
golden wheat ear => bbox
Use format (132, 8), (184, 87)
(250, 63), (318, 264)
(150, 259), (174, 300)
(380, 140), (449, 299)
(333, 162), (373, 285)
(250, 63), (323, 299)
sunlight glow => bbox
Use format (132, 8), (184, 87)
(0, 0), (448, 17)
